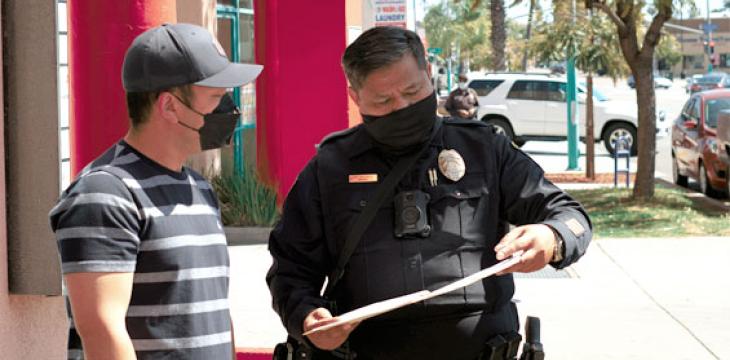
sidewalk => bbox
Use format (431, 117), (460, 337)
(228, 236), (730, 359)
(514, 237), (729, 360)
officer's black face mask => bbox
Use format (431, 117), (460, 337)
(361, 91), (437, 156)
(173, 93), (241, 151)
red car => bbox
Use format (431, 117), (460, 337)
(672, 89), (730, 198)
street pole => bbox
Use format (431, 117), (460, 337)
(566, 0), (580, 170)
(707, 0), (714, 72)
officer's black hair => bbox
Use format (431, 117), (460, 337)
(342, 26), (427, 90)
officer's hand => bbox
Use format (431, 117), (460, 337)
(457, 109), (470, 118)
(303, 308), (359, 351)
(494, 224), (556, 274)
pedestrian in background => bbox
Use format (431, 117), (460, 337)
(445, 74), (479, 120)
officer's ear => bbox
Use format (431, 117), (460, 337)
(347, 86), (361, 107)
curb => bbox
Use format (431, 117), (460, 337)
(226, 226), (272, 246)
(656, 178), (730, 212)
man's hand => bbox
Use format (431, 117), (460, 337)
(494, 224), (556, 274)
(303, 308), (359, 351)
(457, 109), (470, 118)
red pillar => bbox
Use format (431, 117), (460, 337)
(255, 0), (348, 198)
(68, 1), (176, 176)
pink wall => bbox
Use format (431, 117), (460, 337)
(68, 0), (177, 176)
(255, 0), (349, 197)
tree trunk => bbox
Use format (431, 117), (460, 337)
(631, 65), (657, 200)
(521, 0), (535, 71)
(491, 0), (506, 71)
(586, 74), (595, 180)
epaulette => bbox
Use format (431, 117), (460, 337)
(318, 126), (359, 147)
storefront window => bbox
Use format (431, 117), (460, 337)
(217, 1), (256, 175)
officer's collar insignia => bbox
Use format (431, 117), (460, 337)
(438, 149), (465, 182)
(349, 174), (378, 183)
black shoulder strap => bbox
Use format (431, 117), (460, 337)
(324, 119), (442, 297)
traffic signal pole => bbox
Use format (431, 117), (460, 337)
(566, 0), (580, 170)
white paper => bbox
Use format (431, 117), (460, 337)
(302, 251), (522, 336)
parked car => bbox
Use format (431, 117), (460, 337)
(688, 72), (730, 94)
(718, 111), (730, 196)
(671, 89), (730, 198)
(627, 73), (672, 89)
(468, 73), (668, 155)
(685, 74), (703, 94)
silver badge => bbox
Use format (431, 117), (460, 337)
(438, 149), (466, 182)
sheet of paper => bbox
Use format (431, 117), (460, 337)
(425, 251), (523, 299)
(302, 251), (522, 336)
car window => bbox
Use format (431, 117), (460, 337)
(507, 80), (545, 101)
(704, 97), (730, 128)
(578, 84), (609, 101)
(545, 82), (566, 102)
(690, 98), (701, 119)
(681, 99), (693, 118)
(468, 80), (504, 96)
(697, 75), (724, 84)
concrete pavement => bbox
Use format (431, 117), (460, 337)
(228, 236), (730, 359)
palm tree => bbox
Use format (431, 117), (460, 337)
(455, 0), (507, 71)
(521, 0), (538, 71)
(490, 0), (507, 70)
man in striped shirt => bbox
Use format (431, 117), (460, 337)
(50, 23), (262, 359)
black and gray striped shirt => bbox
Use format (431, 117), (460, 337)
(50, 141), (232, 359)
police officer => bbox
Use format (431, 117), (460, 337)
(267, 26), (591, 360)
(445, 74), (479, 120)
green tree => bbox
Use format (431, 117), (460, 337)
(530, 6), (628, 179)
(590, 0), (690, 200)
(656, 33), (682, 70)
(424, 3), (493, 70)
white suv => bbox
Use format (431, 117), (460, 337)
(467, 73), (668, 155)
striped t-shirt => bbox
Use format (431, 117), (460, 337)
(50, 141), (232, 359)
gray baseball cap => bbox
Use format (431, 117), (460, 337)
(122, 23), (262, 92)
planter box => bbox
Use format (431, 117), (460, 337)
(225, 226), (272, 246)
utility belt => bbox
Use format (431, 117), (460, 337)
(477, 331), (522, 360)
(479, 315), (545, 360)
(273, 316), (545, 360)
(272, 336), (354, 360)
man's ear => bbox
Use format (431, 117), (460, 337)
(156, 92), (179, 124)
(347, 86), (361, 107)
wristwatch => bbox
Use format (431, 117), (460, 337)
(551, 231), (564, 264)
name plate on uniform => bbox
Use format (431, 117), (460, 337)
(348, 174), (378, 183)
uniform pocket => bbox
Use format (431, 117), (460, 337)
(427, 174), (489, 245)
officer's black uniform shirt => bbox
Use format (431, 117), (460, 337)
(266, 118), (592, 359)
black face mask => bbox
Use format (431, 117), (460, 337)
(361, 91), (437, 156)
(174, 93), (241, 151)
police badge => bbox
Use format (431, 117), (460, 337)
(438, 149), (466, 182)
